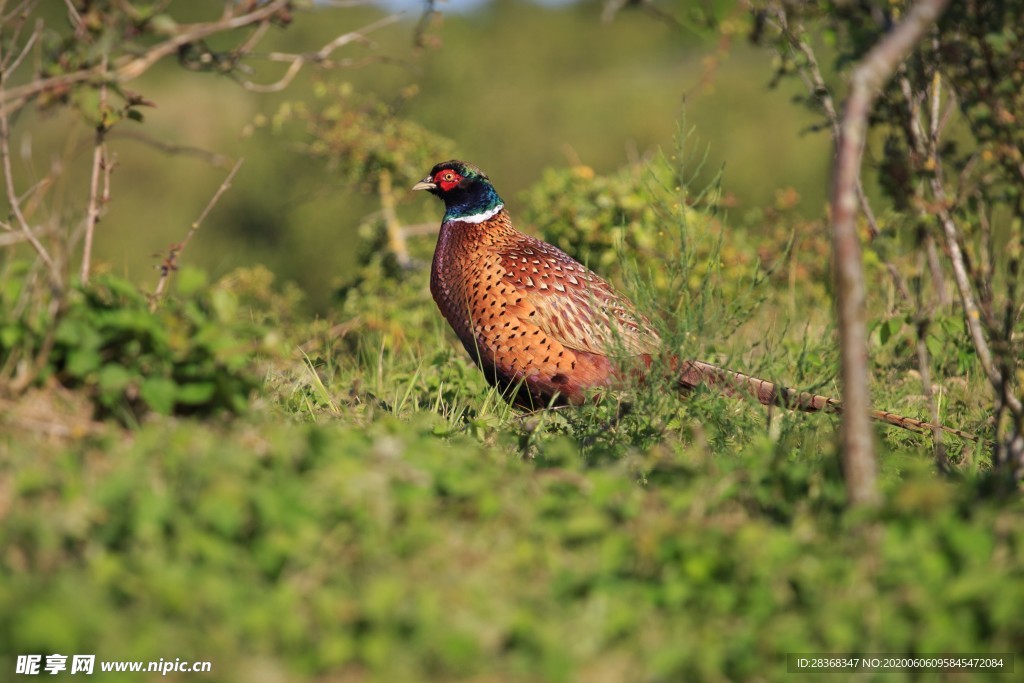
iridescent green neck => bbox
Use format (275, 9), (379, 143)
(443, 183), (504, 224)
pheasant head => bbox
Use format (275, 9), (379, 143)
(412, 160), (504, 224)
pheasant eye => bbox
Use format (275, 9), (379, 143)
(435, 169), (460, 184)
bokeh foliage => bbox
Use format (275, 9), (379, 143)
(3, 414), (1020, 682)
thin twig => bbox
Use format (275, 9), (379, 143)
(62, 0), (82, 27)
(932, 182), (1021, 414)
(897, 73), (951, 308)
(0, 2), (404, 115)
(400, 222), (440, 238)
(763, 0), (930, 324)
(5, 17), (41, 77)
(238, 13), (403, 93)
(0, 1), (37, 72)
(151, 158), (244, 309)
(80, 54), (109, 284)
(913, 245), (947, 469)
(900, 64), (1022, 415)
(977, 196), (995, 309)
(0, 223), (53, 247)
(924, 233), (949, 306)
(111, 129), (232, 166)
(0, 39), (59, 284)
(413, 0), (437, 48)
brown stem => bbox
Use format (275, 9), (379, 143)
(0, 31), (59, 285)
(151, 158), (244, 309)
(81, 58), (109, 284)
(913, 243), (948, 468)
(378, 169), (410, 268)
(935, 199), (1021, 415)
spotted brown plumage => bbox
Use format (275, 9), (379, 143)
(414, 160), (980, 441)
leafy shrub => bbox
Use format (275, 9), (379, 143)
(519, 162), (678, 277)
(0, 265), (279, 421)
(1, 417), (1019, 682)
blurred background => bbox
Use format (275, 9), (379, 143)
(16, 0), (829, 310)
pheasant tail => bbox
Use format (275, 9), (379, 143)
(678, 359), (981, 442)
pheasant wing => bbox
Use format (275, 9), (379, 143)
(498, 235), (661, 358)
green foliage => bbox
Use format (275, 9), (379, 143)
(870, 311), (978, 377)
(523, 150), (733, 309)
(519, 162), (676, 277)
(1, 417), (1020, 682)
(0, 265), (279, 421)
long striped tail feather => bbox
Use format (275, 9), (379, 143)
(676, 358), (982, 442)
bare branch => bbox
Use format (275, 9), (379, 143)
(111, 129), (232, 167)
(237, 13), (404, 93)
(0, 1), (38, 71)
(151, 158), (244, 309)
(80, 55), (109, 284)
(413, 0), (438, 48)
(378, 169), (410, 268)
(899, 57), (1022, 416)
(0, 49), (58, 283)
(602, 0), (685, 31)
(400, 222), (440, 238)
(831, 0), (951, 506)
(767, 4), (886, 241)
(62, 0), (82, 27)
(0, 223), (53, 247)
(1, 1), (404, 123)
(4, 17), (41, 77)
(0, 0), (294, 118)
(932, 181), (1021, 414)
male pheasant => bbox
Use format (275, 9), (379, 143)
(414, 160), (977, 441)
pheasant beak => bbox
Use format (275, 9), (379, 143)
(411, 176), (436, 192)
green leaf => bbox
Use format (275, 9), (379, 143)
(140, 376), (177, 415)
(211, 288), (238, 322)
(879, 319), (892, 346)
(0, 324), (22, 348)
(176, 382), (216, 405)
(148, 13), (178, 35)
(98, 364), (134, 396)
(93, 275), (148, 305)
(66, 348), (102, 377)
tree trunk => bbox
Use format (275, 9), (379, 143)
(831, 0), (950, 506)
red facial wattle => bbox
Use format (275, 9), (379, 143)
(434, 170), (463, 192)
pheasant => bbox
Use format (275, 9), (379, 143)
(413, 160), (978, 441)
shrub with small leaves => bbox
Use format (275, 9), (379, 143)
(0, 266), (277, 422)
